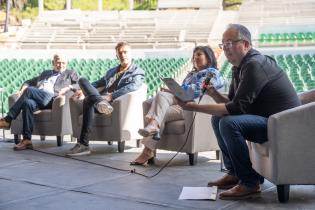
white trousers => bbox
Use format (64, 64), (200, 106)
(142, 91), (184, 150)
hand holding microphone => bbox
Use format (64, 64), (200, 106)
(202, 73), (215, 95)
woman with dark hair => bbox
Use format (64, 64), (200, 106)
(131, 46), (224, 165)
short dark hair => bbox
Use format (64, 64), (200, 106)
(192, 46), (218, 70)
(115, 41), (130, 51)
(227, 24), (252, 45)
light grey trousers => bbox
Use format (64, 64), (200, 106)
(142, 91), (184, 150)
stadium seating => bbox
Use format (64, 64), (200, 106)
(239, 0), (315, 26)
(2, 53), (310, 114)
(220, 53), (315, 93)
(0, 58), (189, 113)
(157, 0), (221, 10)
(16, 9), (219, 49)
(258, 32), (315, 46)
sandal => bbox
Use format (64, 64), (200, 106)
(130, 148), (155, 165)
(138, 124), (159, 137)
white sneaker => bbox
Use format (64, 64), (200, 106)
(66, 143), (91, 156)
(95, 100), (114, 115)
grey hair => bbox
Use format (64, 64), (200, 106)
(227, 24), (252, 45)
(53, 53), (67, 62)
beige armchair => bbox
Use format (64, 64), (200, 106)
(9, 94), (72, 146)
(142, 94), (220, 165)
(248, 89), (315, 203)
(70, 84), (147, 152)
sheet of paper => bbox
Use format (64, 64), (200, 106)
(179, 187), (217, 200)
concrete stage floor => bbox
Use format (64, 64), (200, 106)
(0, 133), (314, 210)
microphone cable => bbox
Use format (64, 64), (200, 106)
(28, 75), (213, 178)
(137, 94), (205, 178)
(27, 94), (205, 179)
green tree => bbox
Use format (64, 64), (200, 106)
(103, 0), (129, 10)
(44, 0), (66, 10)
(0, 0), (27, 11)
(72, 0), (98, 10)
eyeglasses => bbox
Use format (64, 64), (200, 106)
(218, 39), (243, 49)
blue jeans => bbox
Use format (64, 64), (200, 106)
(211, 115), (268, 187)
(6, 87), (54, 140)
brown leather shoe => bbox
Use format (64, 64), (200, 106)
(0, 118), (10, 129)
(13, 139), (33, 151)
(207, 174), (239, 189)
(219, 184), (261, 200)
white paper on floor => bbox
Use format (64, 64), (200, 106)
(179, 187), (217, 200)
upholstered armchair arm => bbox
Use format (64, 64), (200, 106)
(8, 94), (66, 113)
(51, 95), (66, 117)
(142, 98), (154, 126)
(183, 95), (219, 152)
(267, 102), (315, 182)
(69, 97), (83, 138)
(8, 93), (19, 108)
(69, 97), (83, 116)
(112, 85), (147, 140)
(51, 95), (71, 133)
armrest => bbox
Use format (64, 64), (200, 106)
(112, 85), (147, 134)
(267, 102), (315, 173)
(52, 95), (66, 110)
(8, 94), (66, 111)
(186, 95), (219, 151)
(8, 94), (19, 108)
(69, 97), (83, 117)
(142, 98), (154, 125)
(51, 95), (68, 123)
(112, 92), (131, 110)
(183, 95), (215, 129)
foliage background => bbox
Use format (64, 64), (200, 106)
(0, 0), (242, 24)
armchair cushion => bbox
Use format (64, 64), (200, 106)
(78, 114), (112, 127)
(164, 120), (185, 135)
(32, 110), (52, 122)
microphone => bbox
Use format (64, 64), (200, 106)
(202, 73), (214, 94)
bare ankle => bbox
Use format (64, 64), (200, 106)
(151, 120), (159, 128)
(144, 147), (151, 153)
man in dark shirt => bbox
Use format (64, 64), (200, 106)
(66, 41), (145, 156)
(179, 24), (301, 200)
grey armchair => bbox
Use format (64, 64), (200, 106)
(142, 94), (220, 165)
(9, 94), (72, 146)
(248, 89), (315, 203)
(70, 84), (147, 152)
